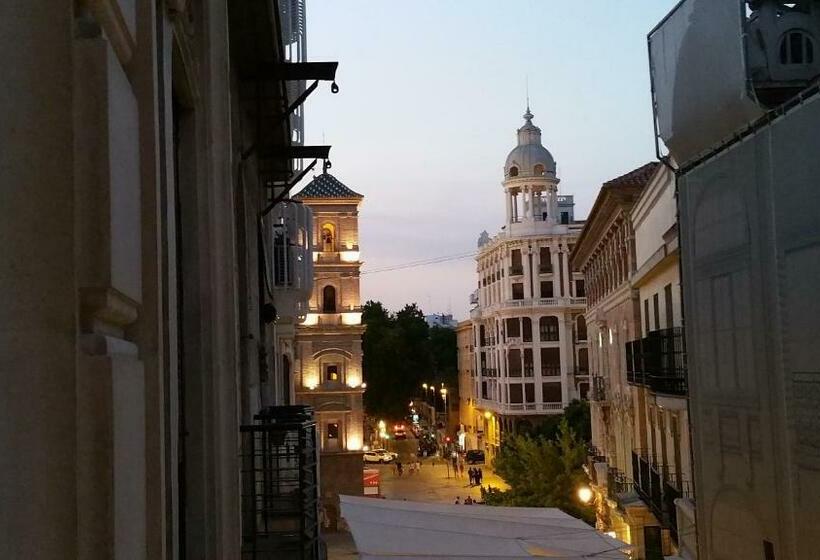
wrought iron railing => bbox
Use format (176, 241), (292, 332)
(241, 405), (320, 560)
(625, 328), (687, 395)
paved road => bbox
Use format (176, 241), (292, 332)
(378, 457), (508, 504)
(326, 457), (510, 559)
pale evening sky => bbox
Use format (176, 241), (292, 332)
(299, 1), (679, 320)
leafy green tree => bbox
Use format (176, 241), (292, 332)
(525, 399), (591, 443)
(483, 419), (594, 523)
(429, 326), (457, 387)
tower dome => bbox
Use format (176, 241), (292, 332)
(504, 108), (556, 179)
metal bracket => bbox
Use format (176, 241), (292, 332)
(260, 158), (319, 216)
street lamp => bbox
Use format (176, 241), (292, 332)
(577, 485), (593, 504)
(440, 387), (448, 432)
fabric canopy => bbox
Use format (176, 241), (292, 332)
(340, 495), (629, 559)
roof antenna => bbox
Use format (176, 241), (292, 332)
(526, 75), (530, 112)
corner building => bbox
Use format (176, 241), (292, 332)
(294, 173), (366, 528)
(470, 109), (588, 459)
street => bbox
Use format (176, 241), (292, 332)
(327, 439), (510, 559)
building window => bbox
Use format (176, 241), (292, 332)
(525, 383), (535, 402)
(541, 382), (562, 402)
(780, 30), (814, 65)
(644, 298), (650, 335)
(322, 285), (337, 313)
(522, 317), (532, 342)
(539, 316), (559, 342)
(575, 279), (585, 297)
(534, 164), (545, 176)
(578, 348), (589, 373)
(653, 293), (660, 331)
(479, 324), (486, 346)
(539, 247), (552, 272)
(506, 318), (521, 338)
(512, 283), (524, 300)
(541, 348), (560, 376)
(664, 283), (674, 329)
(560, 212), (569, 224)
(576, 315), (587, 341)
(327, 423), (339, 439)
(524, 348), (534, 377)
(510, 249), (523, 275)
(540, 281), (554, 298)
(508, 349), (522, 377)
(326, 364), (339, 382)
(321, 223), (335, 252)
(509, 384), (523, 403)
(509, 166), (519, 177)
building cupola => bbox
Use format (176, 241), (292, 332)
(504, 107), (557, 179)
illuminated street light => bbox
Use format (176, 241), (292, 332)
(422, 383), (428, 390)
(378, 419), (386, 430)
(577, 486), (593, 504)
(484, 410), (492, 420)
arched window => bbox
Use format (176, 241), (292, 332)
(576, 315), (587, 341)
(539, 316), (559, 342)
(508, 166), (519, 177)
(322, 285), (337, 313)
(534, 164), (545, 176)
(321, 223), (335, 251)
(780, 30), (815, 65)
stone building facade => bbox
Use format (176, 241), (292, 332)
(571, 162), (669, 559)
(294, 172), (366, 527)
(469, 108), (588, 460)
(455, 320), (478, 450)
(0, 1), (328, 558)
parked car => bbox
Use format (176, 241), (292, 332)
(372, 448), (398, 462)
(465, 449), (485, 464)
(363, 451), (385, 463)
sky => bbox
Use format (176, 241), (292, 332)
(299, 0), (680, 320)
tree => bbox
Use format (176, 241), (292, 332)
(429, 326), (457, 387)
(483, 419), (594, 523)
(525, 399), (591, 443)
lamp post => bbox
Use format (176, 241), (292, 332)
(440, 386), (448, 434)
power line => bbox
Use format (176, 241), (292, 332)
(361, 250), (477, 275)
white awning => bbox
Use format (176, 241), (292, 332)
(340, 495), (630, 559)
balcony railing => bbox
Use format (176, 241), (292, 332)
(625, 328), (687, 395)
(606, 467), (633, 502)
(476, 398), (563, 415)
(509, 265), (524, 276)
(541, 366), (561, 377)
(585, 445), (607, 486)
(631, 448), (692, 545)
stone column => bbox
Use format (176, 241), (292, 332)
(523, 246), (532, 300)
(505, 188), (513, 225)
(558, 314), (571, 405)
(551, 246), (561, 297)
(562, 250), (572, 299)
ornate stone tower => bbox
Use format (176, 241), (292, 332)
(503, 107), (561, 231)
(293, 172), (365, 527)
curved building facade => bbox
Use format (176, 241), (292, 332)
(468, 109), (589, 459)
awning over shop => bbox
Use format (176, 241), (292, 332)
(340, 495), (629, 559)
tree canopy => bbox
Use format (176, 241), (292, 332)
(361, 300), (457, 419)
(482, 419), (595, 523)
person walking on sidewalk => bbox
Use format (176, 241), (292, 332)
(476, 467), (483, 486)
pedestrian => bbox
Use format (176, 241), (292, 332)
(477, 467), (483, 485)
(468, 467), (475, 486)
(451, 455), (458, 478)
(397, 461), (403, 477)
(454, 496), (461, 505)
(464, 496), (474, 505)
(458, 461), (464, 479)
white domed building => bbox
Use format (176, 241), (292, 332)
(467, 108), (589, 458)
